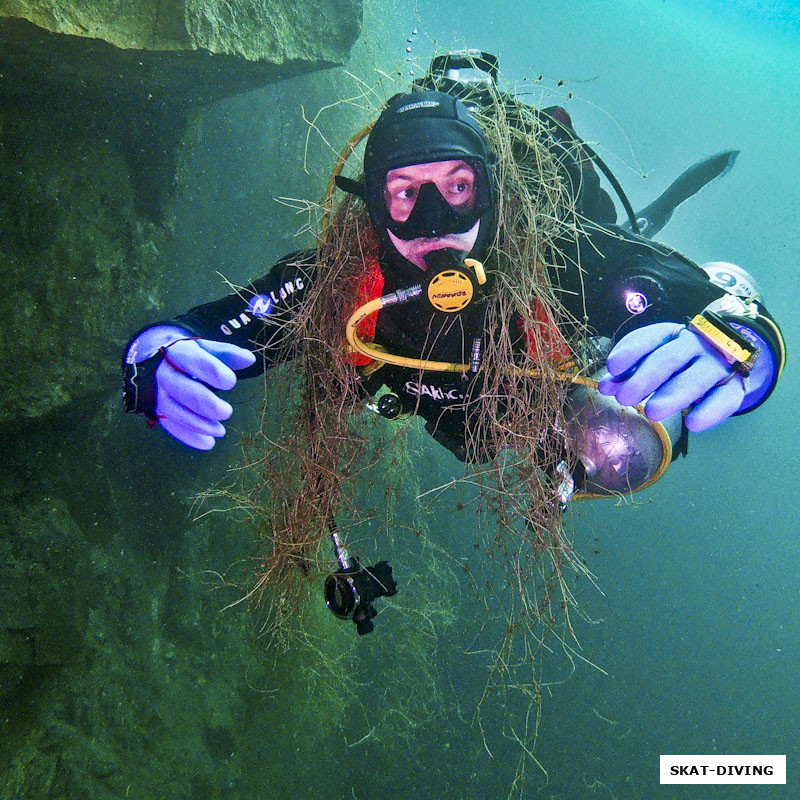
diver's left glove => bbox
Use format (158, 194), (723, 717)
(123, 324), (256, 450)
(597, 318), (779, 432)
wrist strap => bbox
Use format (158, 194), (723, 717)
(122, 337), (200, 420)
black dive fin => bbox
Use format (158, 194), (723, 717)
(625, 150), (739, 238)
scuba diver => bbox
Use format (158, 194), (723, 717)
(123, 52), (784, 628)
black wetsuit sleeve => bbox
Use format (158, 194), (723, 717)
(171, 249), (317, 378)
(554, 225), (773, 334)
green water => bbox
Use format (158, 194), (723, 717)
(2, 0), (797, 797)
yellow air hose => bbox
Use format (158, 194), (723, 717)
(346, 295), (469, 373)
(346, 291), (600, 387)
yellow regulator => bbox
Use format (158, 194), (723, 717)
(425, 256), (488, 313)
(427, 269), (474, 312)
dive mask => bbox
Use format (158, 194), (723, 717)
(379, 158), (493, 241)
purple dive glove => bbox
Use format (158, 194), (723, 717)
(597, 321), (773, 432)
(124, 325), (256, 450)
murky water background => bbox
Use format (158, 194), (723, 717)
(3, 0), (797, 797)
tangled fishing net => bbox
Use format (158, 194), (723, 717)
(207, 71), (604, 781)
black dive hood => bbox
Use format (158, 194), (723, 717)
(362, 91), (497, 260)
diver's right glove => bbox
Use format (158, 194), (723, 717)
(123, 325), (256, 450)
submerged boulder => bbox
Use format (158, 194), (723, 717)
(0, 0), (363, 103)
(0, 107), (168, 423)
(0, 0), (364, 424)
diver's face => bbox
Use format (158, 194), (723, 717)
(383, 160), (480, 269)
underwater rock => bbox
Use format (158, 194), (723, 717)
(0, 108), (168, 423)
(0, 1), (364, 423)
(0, 1), (363, 104)
(0, 497), (88, 689)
